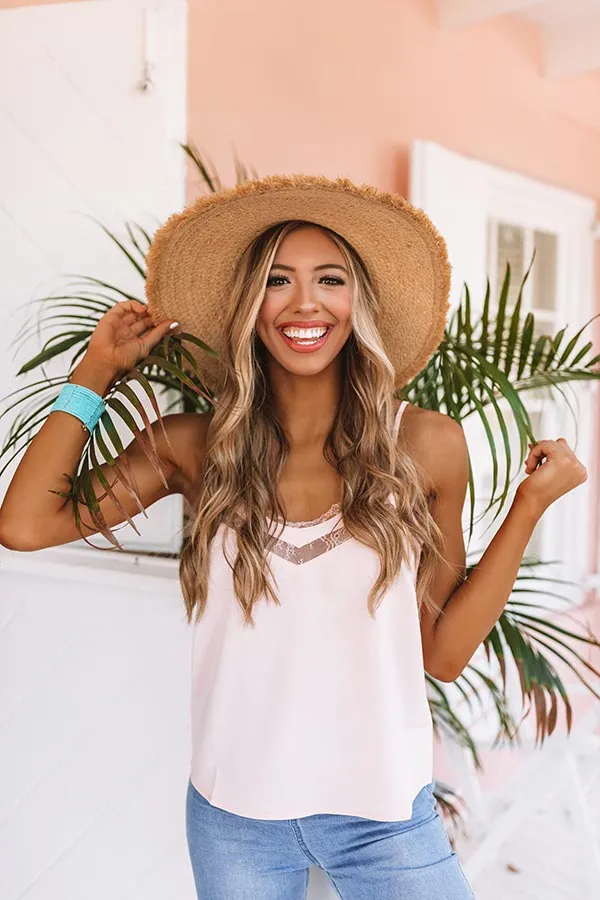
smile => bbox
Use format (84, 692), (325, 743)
(277, 325), (333, 353)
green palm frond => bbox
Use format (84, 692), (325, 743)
(181, 140), (258, 193)
(405, 261), (600, 543)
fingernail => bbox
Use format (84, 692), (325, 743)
(169, 321), (180, 330)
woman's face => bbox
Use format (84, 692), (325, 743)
(255, 225), (353, 380)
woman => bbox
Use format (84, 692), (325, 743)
(0, 176), (587, 899)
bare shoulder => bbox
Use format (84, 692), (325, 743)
(397, 403), (469, 497)
(160, 409), (213, 503)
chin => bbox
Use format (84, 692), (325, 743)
(256, 333), (347, 381)
(271, 346), (343, 379)
(283, 360), (332, 378)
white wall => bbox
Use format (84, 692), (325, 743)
(0, 0), (186, 553)
(0, 551), (194, 899)
(0, 2), (198, 898)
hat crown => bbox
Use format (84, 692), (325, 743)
(145, 174), (451, 391)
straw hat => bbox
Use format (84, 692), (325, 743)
(145, 174), (451, 391)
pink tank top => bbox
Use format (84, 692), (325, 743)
(188, 400), (433, 820)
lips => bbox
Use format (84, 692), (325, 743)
(276, 323), (334, 354)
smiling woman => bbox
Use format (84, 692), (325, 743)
(179, 213), (450, 637)
(135, 175), (478, 897)
(256, 225), (353, 372)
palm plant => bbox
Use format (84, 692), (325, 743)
(2, 145), (600, 828)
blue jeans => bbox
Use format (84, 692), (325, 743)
(186, 778), (475, 899)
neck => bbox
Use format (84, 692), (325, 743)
(266, 359), (343, 447)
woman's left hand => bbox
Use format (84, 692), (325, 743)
(516, 437), (588, 517)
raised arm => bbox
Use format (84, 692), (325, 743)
(0, 300), (206, 551)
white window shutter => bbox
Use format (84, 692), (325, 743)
(410, 139), (490, 313)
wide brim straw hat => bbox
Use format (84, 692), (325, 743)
(145, 174), (451, 392)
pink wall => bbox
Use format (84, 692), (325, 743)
(187, 0), (600, 208)
(6, 0), (598, 213)
(4, 3), (597, 233)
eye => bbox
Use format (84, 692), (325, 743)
(319, 276), (345, 285)
(266, 274), (289, 287)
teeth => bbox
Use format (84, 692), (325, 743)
(281, 326), (328, 340)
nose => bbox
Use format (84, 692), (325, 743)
(291, 278), (320, 314)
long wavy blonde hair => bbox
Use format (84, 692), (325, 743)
(179, 220), (449, 627)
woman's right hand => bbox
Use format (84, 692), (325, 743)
(84, 299), (179, 381)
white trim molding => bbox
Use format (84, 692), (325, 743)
(438, 0), (541, 30)
(543, 13), (600, 79)
(0, 544), (180, 595)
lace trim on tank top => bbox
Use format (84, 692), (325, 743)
(266, 401), (408, 565)
(266, 523), (350, 565)
(282, 502), (341, 528)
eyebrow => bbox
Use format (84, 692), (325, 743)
(270, 263), (348, 273)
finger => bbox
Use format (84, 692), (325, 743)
(128, 315), (154, 336)
(115, 300), (147, 318)
(527, 440), (562, 456)
(527, 445), (547, 462)
(525, 448), (549, 472)
(525, 453), (544, 471)
(121, 310), (152, 327)
(140, 320), (178, 354)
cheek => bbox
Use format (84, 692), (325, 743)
(330, 293), (352, 328)
(256, 294), (280, 332)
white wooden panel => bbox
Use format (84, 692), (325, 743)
(0, 4), (198, 900)
(0, 564), (196, 900)
(0, 0), (188, 554)
(410, 140), (490, 312)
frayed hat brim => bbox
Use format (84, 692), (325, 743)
(145, 174), (451, 391)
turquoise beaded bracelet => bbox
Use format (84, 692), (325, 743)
(51, 383), (106, 434)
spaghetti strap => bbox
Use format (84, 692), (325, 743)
(392, 399), (409, 441)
